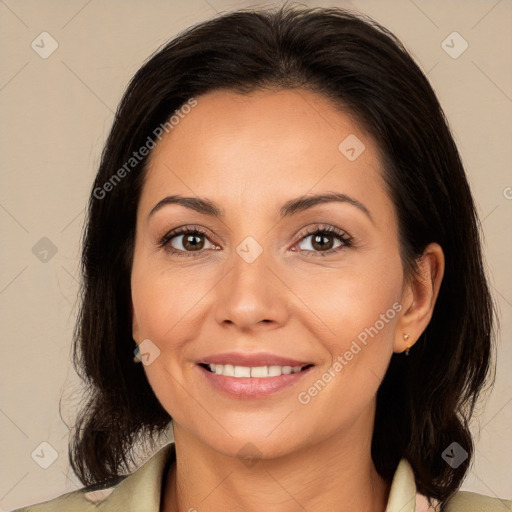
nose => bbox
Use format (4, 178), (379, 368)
(213, 243), (290, 333)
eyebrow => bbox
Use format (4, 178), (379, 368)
(148, 192), (373, 223)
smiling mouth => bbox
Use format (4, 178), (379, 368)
(199, 363), (314, 378)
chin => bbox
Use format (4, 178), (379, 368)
(188, 415), (313, 462)
(207, 434), (301, 463)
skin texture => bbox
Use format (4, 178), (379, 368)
(130, 89), (444, 512)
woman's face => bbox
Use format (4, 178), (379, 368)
(131, 88), (411, 459)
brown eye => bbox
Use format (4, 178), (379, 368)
(159, 227), (217, 257)
(307, 233), (336, 251)
(294, 226), (352, 257)
(179, 233), (206, 251)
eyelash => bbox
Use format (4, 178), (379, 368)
(158, 224), (353, 258)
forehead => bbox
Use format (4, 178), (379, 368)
(141, 88), (392, 222)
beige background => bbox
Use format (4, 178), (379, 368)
(0, 0), (511, 509)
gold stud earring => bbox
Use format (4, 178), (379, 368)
(403, 334), (411, 356)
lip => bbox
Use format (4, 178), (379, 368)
(197, 352), (311, 367)
(195, 352), (314, 399)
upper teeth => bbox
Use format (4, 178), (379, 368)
(208, 364), (304, 378)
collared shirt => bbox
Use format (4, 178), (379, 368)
(13, 443), (512, 511)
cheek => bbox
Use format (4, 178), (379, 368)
(131, 255), (209, 341)
(293, 291), (401, 432)
(130, 259), (213, 395)
(294, 257), (403, 344)
(130, 263), (202, 418)
(295, 256), (403, 393)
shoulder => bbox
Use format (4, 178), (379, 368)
(394, 459), (510, 512)
(10, 443), (175, 512)
(444, 490), (512, 512)
(9, 485), (118, 512)
(9, 478), (126, 512)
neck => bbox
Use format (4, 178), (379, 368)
(162, 421), (390, 512)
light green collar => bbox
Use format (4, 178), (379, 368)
(92, 443), (421, 511)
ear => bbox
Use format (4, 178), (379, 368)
(394, 242), (445, 353)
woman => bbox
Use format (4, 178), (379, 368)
(13, 5), (511, 512)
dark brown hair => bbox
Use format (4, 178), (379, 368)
(69, 5), (495, 506)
